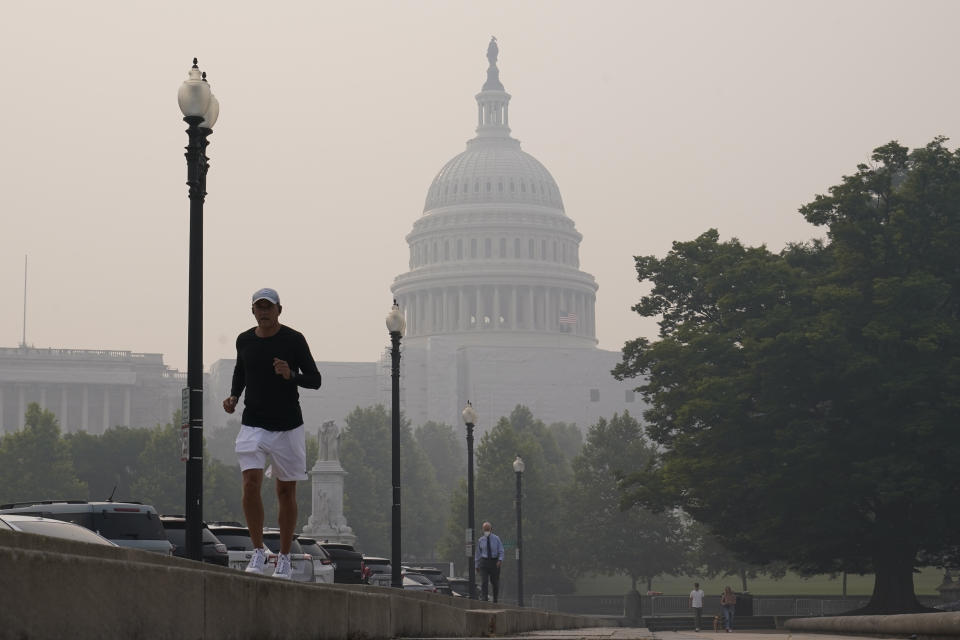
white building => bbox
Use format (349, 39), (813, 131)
(0, 42), (637, 440)
(384, 39), (635, 431)
(0, 346), (185, 433)
(206, 40), (638, 435)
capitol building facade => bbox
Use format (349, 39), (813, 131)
(1, 42), (637, 439)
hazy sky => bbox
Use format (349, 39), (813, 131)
(2, 1), (958, 371)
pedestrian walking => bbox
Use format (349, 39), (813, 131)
(223, 287), (322, 580)
(475, 521), (504, 602)
(689, 581), (705, 631)
(721, 586), (737, 632)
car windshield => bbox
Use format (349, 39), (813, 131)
(414, 569), (446, 582)
(263, 533), (303, 554)
(51, 511), (168, 541)
(165, 527), (222, 548)
(404, 573), (433, 586)
(211, 530), (254, 551)
(298, 541), (327, 557)
(11, 519), (114, 545)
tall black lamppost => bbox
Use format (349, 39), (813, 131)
(513, 455), (525, 607)
(386, 300), (406, 589)
(462, 401), (478, 599)
(177, 58), (219, 562)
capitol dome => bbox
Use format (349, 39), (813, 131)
(423, 140), (565, 212)
(392, 38), (598, 349)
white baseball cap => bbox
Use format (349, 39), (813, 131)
(251, 288), (280, 305)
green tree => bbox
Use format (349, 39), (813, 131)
(686, 522), (786, 592)
(0, 403), (86, 503)
(130, 421), (184, 513)
(66, 426), (151, 501)
(472, 405), (575, 596)
(340, 405), (443, 558)
(205, 420), (241, 464)
(415, 421), (465, 497)
(438, 477), (470, 575)
(567, 412), (686, 593)
(547, 422), (583, 461)
(614, 138), (960, 614)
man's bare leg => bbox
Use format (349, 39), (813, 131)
(242, 469), (265, 549)
(276, 479), (297, 555)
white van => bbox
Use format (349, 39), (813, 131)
(0, 500), (173, 555)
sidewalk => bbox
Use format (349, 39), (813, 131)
(507, 627), (897, 640)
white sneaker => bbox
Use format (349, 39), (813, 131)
(245, 547), (268, 574)
(273, 553), (292, 580)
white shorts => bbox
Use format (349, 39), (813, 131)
(235, 424), (308, 482)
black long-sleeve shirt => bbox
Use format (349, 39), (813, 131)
(230, 325), (322, 431)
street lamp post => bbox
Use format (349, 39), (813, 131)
(177, 58), (219, 562)
(462, 401), (478, 600)
(386, 300), (406, 589)
(513, 455), (525, 607)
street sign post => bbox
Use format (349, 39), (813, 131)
(180, 387), (190, 462)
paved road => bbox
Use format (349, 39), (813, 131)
(500, 627), (889, 640)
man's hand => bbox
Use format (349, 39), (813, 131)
(273, 357), (292, 380)
(497, 560), (502, 568)
(223, 395), (238, 414)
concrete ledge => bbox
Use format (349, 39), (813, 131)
(786, 612), (960, 637)
(0, 546), (204, 640)
(0, 530), (607, 639)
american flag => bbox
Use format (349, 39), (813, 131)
(559, 312), (578, 325)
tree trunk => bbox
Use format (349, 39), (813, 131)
(647, 577), (653, 592)
(740, 567), (748, 593)
(856, 550), (929, 614)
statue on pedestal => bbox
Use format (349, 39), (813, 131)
(319, 420), (340, 461)
(303, 421), (356, 545)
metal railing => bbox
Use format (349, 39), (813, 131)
(0, 346), (164, 363)
(535, 594), (944, 618)
(651, 595), (705, 616)
(752, 597), (867, 616)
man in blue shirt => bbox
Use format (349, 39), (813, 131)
(475, 521), (504, 602)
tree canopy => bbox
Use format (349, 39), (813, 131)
(340, 405), (443, 558)
(614, 138), (960, 613)
(0, 404), (86, 503)
(566, 411), (687, 592)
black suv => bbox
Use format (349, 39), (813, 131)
(160, 515), (229, 566)
(0, 500), (172, 555)
(320, 541), (364, 583)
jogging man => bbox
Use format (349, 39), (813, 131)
(223, 287), (321, 579)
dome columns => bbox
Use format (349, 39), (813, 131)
(397, 284), (595, 340)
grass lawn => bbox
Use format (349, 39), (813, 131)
(575, 567), (945, 597)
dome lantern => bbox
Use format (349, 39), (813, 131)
(475, 36), (511, 139)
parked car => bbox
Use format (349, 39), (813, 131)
(160, 515), (229, 566)
(0, 514), (118, 546)
(447, 577), (476, 598)
(367, 571), (437, 591)
(405, 566), (452, 595)
(319, 541), (364, 584)
(401, 571), (438, 592)
(296, 536), (335, 584)
(262, 528), (314, 582)
(361, 556), (391, 583)
(0, 500), (172, 554)
(207, 522), (313, 582)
